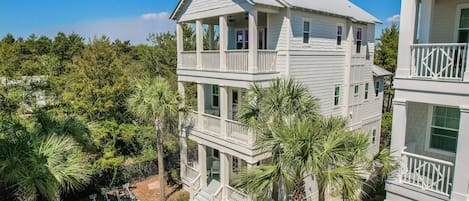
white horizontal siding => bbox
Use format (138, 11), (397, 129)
(268, 11), (286, 50)
(288, 51), (346, 116)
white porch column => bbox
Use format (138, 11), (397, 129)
(248, 10), (258, 73)
(196, 19), (203, 69)
(198, 144), (208, 187)
(390, 99), (407, 157)
(176, 23), (183, 68)
(197, 83), (205, 128)
(178, 82), (188, 179)
(220, 152), (230, 200)
(396, 0), (418, 78)
(451, 106), (469, 200)
(464, 53), (469, 81)
(220, 85), (228, 137)
(419, 0), (434, 43)
(219, 15), (228, 71)
(208, 24), (215, 50)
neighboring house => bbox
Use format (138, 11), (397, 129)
(386, 0), (469, 201)
(0, 76), (49, 110)
(170, 0), (382, 200)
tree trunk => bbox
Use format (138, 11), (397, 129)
(155, 119), (166, 201)
(291, 177), (306, 201)
(318, 177), (326, 201)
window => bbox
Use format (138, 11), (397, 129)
(354, 85), (359, 95)
(372, 129), (377, 144)
(334, 86), (340, 106)
(375, 81), (380, 97)
(458, 8), (469, 43)
(232, 156), (239, 173)
(303, 21), (310, 44)
(236, 30), (249, 49)
(337, 25), (343, 45)
(365, 83), (369, 100)
(429, 106), (460, 153)
(212, 85), (219, 107)
(356, 27), (362, 53)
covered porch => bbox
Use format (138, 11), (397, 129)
(400, 0), (469, 81)
(177, 10), (278, 73)
(390, 100), (469, 200)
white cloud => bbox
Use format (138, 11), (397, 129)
(140, 12), (169, 20)
(41, 12), (175, 45)
(386, 14), (400, 24)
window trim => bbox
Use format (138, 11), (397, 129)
(211, 85), (219, 108)
(354, 85), (359, 96)
(303, 19), (311, 44)
(454, 3), (469, 43)
(337, 23), (344, 46)
(372, 128), (377, 144)
(424, 105), (459, 157)
(375, 81), (380, 97)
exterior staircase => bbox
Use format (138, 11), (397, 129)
(194, 180), (221, 201)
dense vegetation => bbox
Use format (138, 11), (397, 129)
(0, 27), (194, 200)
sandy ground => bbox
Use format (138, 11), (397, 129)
(130, 175), (188, 201)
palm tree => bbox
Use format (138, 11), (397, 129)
(127, 77), (183, 201)
(0, 127), (91, 201)
(235, 78), (319, 201)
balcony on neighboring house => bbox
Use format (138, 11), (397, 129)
(398, 0), (469, 83)
(176, 11), (278, 82)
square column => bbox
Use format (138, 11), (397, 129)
(178, 82), (188, 178)
(248, 10), (258, 73)
(451, 106), (469, 200)
(198, 144), (207, 187)
(197, 83), (205, 128)
(196, 20), (203, 69)
(220, 152), (230, 200)
(419, 0), (434, 43)
(220, 85), (228, 137)
(390, 99), (407, 157)
(176, 23), (183, 68)
(219, 15), (228, 70)
(396, 0), (417, 78)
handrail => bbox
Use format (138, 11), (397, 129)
(411, 43), (467, 47)
(202, 113), (221, 119)
(181, 50), (197, 53)
(225, 49), (249, 52)
(212, 185), (223, 201)
(225, 118), (243, 125)
(402, 151), (454, 166)
(226, 185), (248, 197)
(201, 50), (220, 53)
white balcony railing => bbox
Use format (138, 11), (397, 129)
(258, 50), (277, 72)
(226, 119), (249, 143)
(226, 185), (248, 201)
(201, 50), (220, 70)
(411, 43), (467, 80)
(212, 186), (223, 201)
(226, 50), (249, 72)
(399, 151), (454, 196)
(181, 51), (197, 68)
(184, 165), (200, 181)
(202, 113), (221, 134)
(185, 111), (199, 128)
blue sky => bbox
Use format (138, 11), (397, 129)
(0, 0), (401, 44)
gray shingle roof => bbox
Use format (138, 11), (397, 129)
(372, 65), (393, 77)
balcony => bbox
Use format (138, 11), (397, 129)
(397, 150), (454, 197)
(411, 43), (468, 81)
(180, 49), (277, 73)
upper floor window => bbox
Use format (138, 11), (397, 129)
(303, 21), (310, 44)
(375, 81), (380, 97)
(356, 27), (362, 53)
(365, 83), (369, 100)
(337, 25), (343, 46)
(372, 129), (377, 144)
(458, 8), (469, 43)
(429, 106), (460, 153)
(334, 86), (340, 106)
(212, 85), (219, 108)
(354, 85), (359, 95)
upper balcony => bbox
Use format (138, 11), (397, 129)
(176, 11), (279, 83)
(397, 0), (469, 83)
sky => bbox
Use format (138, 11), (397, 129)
(0, 0), (401, 44)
